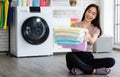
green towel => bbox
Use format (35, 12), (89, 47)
(0, 1), (5, 28)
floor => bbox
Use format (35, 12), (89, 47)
(0, 50), (120, 77)
(114, 45), (120, 51)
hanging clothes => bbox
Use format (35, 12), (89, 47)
(0, 0), (5, 28)
(27, 0), (32, 6)
(3, 0), (9, 29)
(33, 0), (40, 7)
(7, 0), (12, 27)
(0, 2), (2, 22)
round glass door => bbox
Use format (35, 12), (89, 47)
(21, 16), (49, 45)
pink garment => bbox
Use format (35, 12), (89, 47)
(61, 42), (87, 51)
(40, 0), (47, 6)
(27, 0), (32, 6)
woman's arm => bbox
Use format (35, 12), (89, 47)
(84, 29), (100, 45)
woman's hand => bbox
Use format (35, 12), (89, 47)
(83, 28), (99, 45)
(84, 29), (90, 42)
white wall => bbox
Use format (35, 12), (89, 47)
(100, 0), (114, 37)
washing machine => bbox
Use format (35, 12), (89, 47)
(10, 7), (53, 57)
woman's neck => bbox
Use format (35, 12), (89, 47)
(82, 20), (91, 29)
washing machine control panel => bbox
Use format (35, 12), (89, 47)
(30, 7), (41, 13)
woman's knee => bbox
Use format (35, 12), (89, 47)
(107, 58), (115, 67)
(110, 58), (115, 67)
(66, 52), (74, 58)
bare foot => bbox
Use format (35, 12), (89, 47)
(105, 68), (110, 73)
(93, 69), (96, 74)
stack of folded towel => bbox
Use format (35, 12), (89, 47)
(53, 27), (87, 51)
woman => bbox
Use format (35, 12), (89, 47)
(66, 4), (115, 75)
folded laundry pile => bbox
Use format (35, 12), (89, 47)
(53, 27), (87, 51)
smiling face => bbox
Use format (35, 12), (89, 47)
(84, 7), (97, 22)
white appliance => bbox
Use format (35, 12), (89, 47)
(93, 35), (113, 53)
(10, 7), (53, 57)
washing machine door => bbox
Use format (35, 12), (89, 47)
(21, 16), (49, 45)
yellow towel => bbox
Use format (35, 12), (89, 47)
(3, 0), (9, 29)
(55, 33), (79, 38)
(22, 0), (27, 6)
(54, 27), (84, 33)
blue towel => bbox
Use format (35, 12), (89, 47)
(7, 0), (12, 26)
(33, 0), (40, 7)
(55, 40), (80, 45)
(17, 0), (22, 6)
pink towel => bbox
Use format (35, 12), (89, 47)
(27, 0), (32, 6)
(61, 42), (87, 51)
(40, 0), (47, 6)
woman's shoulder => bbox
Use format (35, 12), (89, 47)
(92, 26), (100, 35)
(95, 26), (100, 32)
(91, 24), (100, 31)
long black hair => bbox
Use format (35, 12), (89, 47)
(81, 4), (102, 37)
